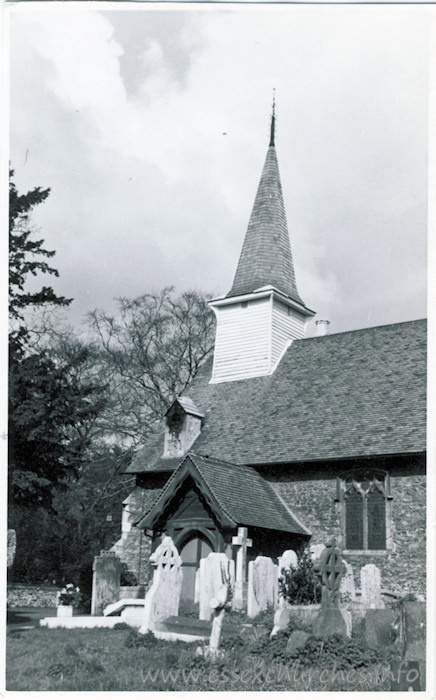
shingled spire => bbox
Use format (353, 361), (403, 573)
(209, 102), (315, 384)
(227, 100), (303, 306)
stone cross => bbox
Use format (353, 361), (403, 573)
(312, 538), (348, 639)
(232, 527), (252, 609)
(140, 536), (183, 634)
(314, 537), (345, 608)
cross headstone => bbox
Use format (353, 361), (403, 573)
(312, 538), (348, 638)
(314, 538), (345, 607)
(232, 527), (252, 609)
(360, 564), (384, 609)
(140, 535), (183, 634)
(247, 556), (278, 618)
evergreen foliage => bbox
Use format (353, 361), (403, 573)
(9, 169), (72, 355)
(278, 548), (322, 604)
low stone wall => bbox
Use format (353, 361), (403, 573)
(7, 584), (60, 608)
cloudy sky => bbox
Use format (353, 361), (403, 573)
(8, 3), (429, 336)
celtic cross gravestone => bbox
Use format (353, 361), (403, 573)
(139, 535), (183, 634)
(312, 537), (348, 638)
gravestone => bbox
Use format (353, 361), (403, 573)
(91, 551), (121, 615)
(208, 557), (234, 657)
(278, 549), (297, 572)
(7, 529), (16, 569)
(339, 559), (356, 603)
(360, 563), (385, 609)
(231, 527), (252, 609)
(247, 556), (278, 618)
(194, 569), (200, 604)
(140, 536), (183, 634)
(277, 549), (298, 608)
(199, 553), (235, 621)
(312, 538), (347, 638)
(362, 609), (397, 647)
(310, 544), (325, 562)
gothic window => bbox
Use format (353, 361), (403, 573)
(339, 475), (389, 551)
(344, 486), (364, 550)
(367, 487), (387, 550)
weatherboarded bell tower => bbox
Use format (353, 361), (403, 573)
(209, 101), (315, 383)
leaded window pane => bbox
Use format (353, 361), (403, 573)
(367, 489), (386, 549)
(345, 489), (364, 549)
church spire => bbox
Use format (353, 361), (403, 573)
(269, 90), (276, 147)
(227, 101), (304, 306)
(208, 104), (315, 384)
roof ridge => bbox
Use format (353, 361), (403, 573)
(183, 452), (240, 525)
(298, 317), (427, 342)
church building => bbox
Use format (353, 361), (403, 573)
(112, 105), (426, 601)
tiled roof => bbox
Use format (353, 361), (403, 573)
(168, 396), (204, 418)
(227, 146), (305, 306)
(137, 453), (311, 535)
(126, 319), (426, 473)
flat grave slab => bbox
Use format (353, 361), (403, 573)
(40, 616), (120, 629)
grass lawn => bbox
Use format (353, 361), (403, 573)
(6, 626), (397, 692)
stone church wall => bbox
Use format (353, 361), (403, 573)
(111, 479), (166, 585)
(270, 472), (426, 596)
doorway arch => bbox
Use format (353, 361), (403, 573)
(178, 530), (214, 600)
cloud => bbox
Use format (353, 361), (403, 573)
(9, 5), (428, 333)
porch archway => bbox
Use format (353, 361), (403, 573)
(177, 529), (214, 601)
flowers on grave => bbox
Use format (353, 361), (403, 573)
(57, 583), (81, 607)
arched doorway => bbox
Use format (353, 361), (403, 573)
(179, 532), (213, 600)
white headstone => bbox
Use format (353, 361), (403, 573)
(139, 536), (183, 633)
(277, 549), (298, 609)
(194, 568), (201, 604)
(339, 559), (356, 602)
(199, 553), (235, 621)
(247, 556), (278, 618)
(278, 549), (298, 572)
(360, 563), (384, 609)
(310, 544), (325, 562)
